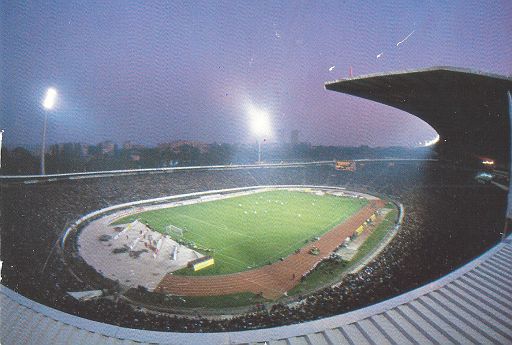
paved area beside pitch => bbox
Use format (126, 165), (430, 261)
(78, 211), (203, 290)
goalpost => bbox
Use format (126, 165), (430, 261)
(166, 224), (185, 238)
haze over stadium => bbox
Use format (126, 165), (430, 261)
(2, 1), (511, 149)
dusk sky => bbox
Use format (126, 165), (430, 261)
(1, 1), (511, 148)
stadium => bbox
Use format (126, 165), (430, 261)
(2, 66), (512, 343)
(67, 185), (390, 303)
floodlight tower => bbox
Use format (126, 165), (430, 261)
(0, 129), (4, 168)
(249, 107), (271, 164)
(40, 88), (57, 175)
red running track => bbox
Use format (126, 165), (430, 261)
(156, 200), (385, 299)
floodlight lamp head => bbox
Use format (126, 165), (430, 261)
(249, 107), (271, 138)
(423, 134), (440, 147)
(43, 88), (58, 110)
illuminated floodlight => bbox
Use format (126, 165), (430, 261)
(247, 105), (272, 163)
(423, 134), (440, 147)
(249, 106), (271, 138)
(43, 88), (58, 110)
(482, 159), (495, 166)
(40, 87), (58, 174)
(477, 172), (492, 179)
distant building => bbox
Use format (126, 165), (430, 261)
(49, 143), (89, 157)
(122, 141), (133, 150)
(122, 141), (145, 150)
(290, 130), (299, 145)
(130, 154), (141, 161)
(278, 128), (286, 143)
(158, 140), (208, 154)
(78, 143), (89, 156)
(99, 141), (115, 154)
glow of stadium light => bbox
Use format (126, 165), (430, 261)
(43, 88), (58, 110)
(482, 159), (495, 165)
(247, 105), (272, 163)
(40, 87), (58, 175)
(423, 134), (440, 147)
(477, 172), (493, 179)
(249, 106), (271, 138)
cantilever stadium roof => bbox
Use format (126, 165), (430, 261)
(325, 67), (512, 161)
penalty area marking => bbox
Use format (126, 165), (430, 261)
(173, 212), (256, 240)
(211, 252), (249, 267)
(265, 208), (365, 263)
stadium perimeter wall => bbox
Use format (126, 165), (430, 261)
(0, 159), (436, 183)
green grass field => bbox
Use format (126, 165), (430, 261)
(113, 190), (367, 276)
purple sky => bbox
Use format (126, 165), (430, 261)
(2, 1), (511, 148)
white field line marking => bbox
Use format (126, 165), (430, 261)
(213, 252), (249, 267)
(264, 204), (367, 262)
(215, 238), (254, 255)
(177, 212), (255, 239)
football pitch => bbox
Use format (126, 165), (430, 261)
(113, 190), (368, 275)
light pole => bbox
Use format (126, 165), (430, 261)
(249, 106), (271, 164)
(258, 139), (262, 163)
(0, 129), (4, 168)
(41, 88), (57, 175)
